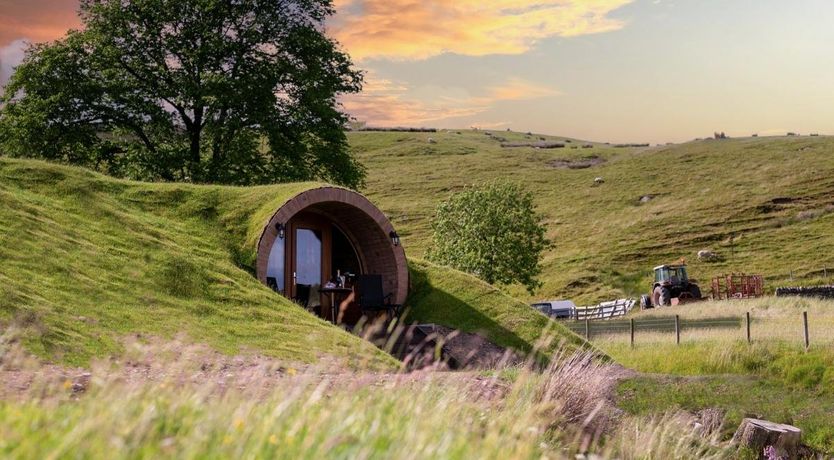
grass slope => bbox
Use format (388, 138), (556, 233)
(406, 259), (588, 358)
(350, 130), (834, 303)
(0, 158), (393, 367)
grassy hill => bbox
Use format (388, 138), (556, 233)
(0, 157), (582, 367)
(0, 158), (393, 367)
(350, 130), (834, 304)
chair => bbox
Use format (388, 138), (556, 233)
(292, 284), (312, 310)
(356, 274), (401, 318)
(266, 277), (280, 293)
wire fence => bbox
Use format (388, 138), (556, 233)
(565, 311), (816, 350)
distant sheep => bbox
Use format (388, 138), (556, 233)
(697, 249), (719, 262)
(427, 138), (437, 144)
(594, 177), (605, 185)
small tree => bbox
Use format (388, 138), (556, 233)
(427, 183), (550, 294)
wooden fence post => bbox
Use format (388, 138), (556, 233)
(746, 311), (751, 344)
(585, 319), (590, 341)
(630, 318), (635, 348)
(803, 311), (809, 351)
(675, 315), (681, 345)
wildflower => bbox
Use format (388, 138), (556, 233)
(223, 435), (232, 445)
(63, 379), (73, 390)
(234, 418), (245, 431)
(269, 434), (278, 445)
(287, 367), (297, 376)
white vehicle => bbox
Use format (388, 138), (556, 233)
(530, 300), (577, 319)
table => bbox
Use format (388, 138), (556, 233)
(319, 287), (353, 324)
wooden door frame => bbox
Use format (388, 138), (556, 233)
(287, 213), (333, 301)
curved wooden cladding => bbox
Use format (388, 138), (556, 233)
(256, 187), (408, 306)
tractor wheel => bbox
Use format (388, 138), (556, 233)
(654, 286), (671, 307)
(689, 284), (702, 300)
(640, 294), (652, 309)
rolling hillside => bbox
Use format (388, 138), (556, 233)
(0, 158), (583, 366)
(351, 130), (834, 304)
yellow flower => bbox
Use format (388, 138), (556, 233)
(223, 435), (232, 445)
(234, 418), (245, 431)
(63, 379), (73, 390)
(286, 367), (297, 376)
(269, 434), (278, 445)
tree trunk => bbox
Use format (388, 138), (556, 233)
(189, 106), (204, 181)
(732, 418), (801, 459)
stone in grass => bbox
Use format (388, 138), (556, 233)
(732, 418), (801, 459)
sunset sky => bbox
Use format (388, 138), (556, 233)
(1, 0), (833, 143)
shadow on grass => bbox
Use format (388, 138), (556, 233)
(403, 261), (590, 365)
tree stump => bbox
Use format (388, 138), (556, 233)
(732, 418), (801, 459)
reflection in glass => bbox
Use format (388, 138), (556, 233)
(266, 237), (285, 293)
(296, 228), (322, 307)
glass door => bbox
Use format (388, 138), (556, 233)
(295, 227), (323, 308)
(290, 214), (332, 316)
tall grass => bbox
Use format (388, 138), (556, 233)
(0, 336), (726, 459)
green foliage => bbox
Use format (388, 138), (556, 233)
(427, 182), (549, 294)
(0, 0), (365, 188)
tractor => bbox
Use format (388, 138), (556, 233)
(640, 263), (703, 309)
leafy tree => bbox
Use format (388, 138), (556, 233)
(427, 182), (550, 294)
(0, 0), (365, 188)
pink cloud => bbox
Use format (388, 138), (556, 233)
(0, 0), (80, 46)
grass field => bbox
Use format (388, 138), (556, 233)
(350, 130), (834, 304)
(587, 297), (834, 452)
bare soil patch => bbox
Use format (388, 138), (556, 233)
(547, 155), (606, 169)
(502, 141), (565, 149)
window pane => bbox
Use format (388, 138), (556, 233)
(296, 228), (322, 307)
(266, 237), (285, 293)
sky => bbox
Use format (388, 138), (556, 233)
(1, 0), (833, 143)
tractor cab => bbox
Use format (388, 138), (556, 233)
(654, 265), (689, 286)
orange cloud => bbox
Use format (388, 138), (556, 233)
(486, 78), (562, 101)
(341, 73), (559, 126)
(341, 75), (487, 126)
(331, 0), (634, 60)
